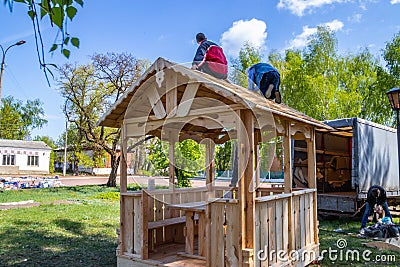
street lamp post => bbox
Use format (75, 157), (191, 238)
(0, 40), (26, 100)
(386, 87), (400, 189)
(63, 118), (68, 176)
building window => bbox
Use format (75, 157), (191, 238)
(2, 154), (15, 165)
(27, 155), (39, 166)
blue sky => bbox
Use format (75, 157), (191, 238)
(0, 0), (400, 141)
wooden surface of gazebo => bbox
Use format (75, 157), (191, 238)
(98, 58), (332, 267)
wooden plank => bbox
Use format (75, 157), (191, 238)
(225, 202), (240, 266)
(275, 200), (283, 257)
(147, 85), (167, 119)
(294, 196), (301, 250)
(310, 192), (315, 244)
(268, 202), (276, 265)
(176, 82), (199, 117)
(124, 104), (244, 124)
(133, 196), (142, 255)
(147, 193), (155, 251)
(300, 194), (305, 249)
(185, 211), (195, 255)
(307, 130), (319, 245)
(162, 193), (179, 244)
(198, 212), (207, 257)
(259, 202), (269, 267)
(148, 216), (186, 229)
(142, 191), (149, 259)
(238, 109), (255, 250)
(304, 193), (311, 246)
(282, 198), (289, 254)
(155, 196), (164, 245)
(255, 203), (261, 267)
(210, 202), (225, 267)
(166, 71), (177, 117)
(123, 196), (134, 254)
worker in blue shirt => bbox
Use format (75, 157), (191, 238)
(247, 63), (281, 104)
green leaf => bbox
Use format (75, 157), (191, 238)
(62, 49), (70, 58)
(74, 0), (84, 7)
(66, 6), (77, 21)
(14, 0), (27, 3)
(64, 37), (70, 45)
(51, 6), (64, 29)
(49, 44), (58, 52)
(27, 10), (36, 20)
(71, 37), (80, 48)
(39, 0), (49, 19)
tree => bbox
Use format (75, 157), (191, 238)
(382, 31), (400, 126)
(0, 96), (47, 139)
(34, 135), (56, 173)
(271, 27), (384, 123)
(58, 52), (148, 186)
(230, 42), (263, 87)
(147, 138), (205, 187)
(4, 0), (83, 82)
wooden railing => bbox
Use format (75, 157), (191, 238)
(118, 186), (233, 260)
(254, 188), (318, 266)
(208, 189), (318, 267)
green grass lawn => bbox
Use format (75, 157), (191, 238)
(312, 217), (400, 266)
(1, 186), (399, 266)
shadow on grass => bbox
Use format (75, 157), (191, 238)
(0, 220), (117, 267)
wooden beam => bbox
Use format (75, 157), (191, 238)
(166, 71), (177, 117)
(124, 104), (244, 124)
(147, 85), (166, 119)
(119, 125), (128, 254)
(307, 129), (319, 245)
(283, 120), (295, 252)
(254, 129), (261, 197)
(176, 82), (200, 117)
(237, 109), (255, 251)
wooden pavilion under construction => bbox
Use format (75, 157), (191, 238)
(98, 58), (331, 267)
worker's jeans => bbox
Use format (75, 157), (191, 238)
(361, 202), (392, 228)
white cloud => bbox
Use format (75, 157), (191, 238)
(220, 19), (267, 57)
(324, 19), (344, 31)
(348, 13), (362, 23)
(391, 0), (400, 4)
(277, 0), (350, 16)
(287, 20), (344, 49)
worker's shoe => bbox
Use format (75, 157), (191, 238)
(359, 227), (366, 235)
(265, 84), (274, 98)
(275, 91), (281, 104)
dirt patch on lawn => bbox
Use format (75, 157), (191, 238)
(0, 200), (78, 210)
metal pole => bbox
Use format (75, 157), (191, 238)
(0, 46), (6, 101)
(0, 41), (26, 101)
(397, 109), (400, 189)
(63, 119), (68, 176)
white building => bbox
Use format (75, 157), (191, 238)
(0, 139), (52, 175)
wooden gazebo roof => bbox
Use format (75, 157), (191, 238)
(98, 58), (331, 137)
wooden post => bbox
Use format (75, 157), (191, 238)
(283, 120), (295, 252)
(283, 121), (292, 194)
(119, 125), (128, 254)
(254, 130), (261, 197)
(237, 109), (255, 252)
(205, 139), (215, 198)
(168, 130), (178, 190)
(307, 129), (319, 244)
